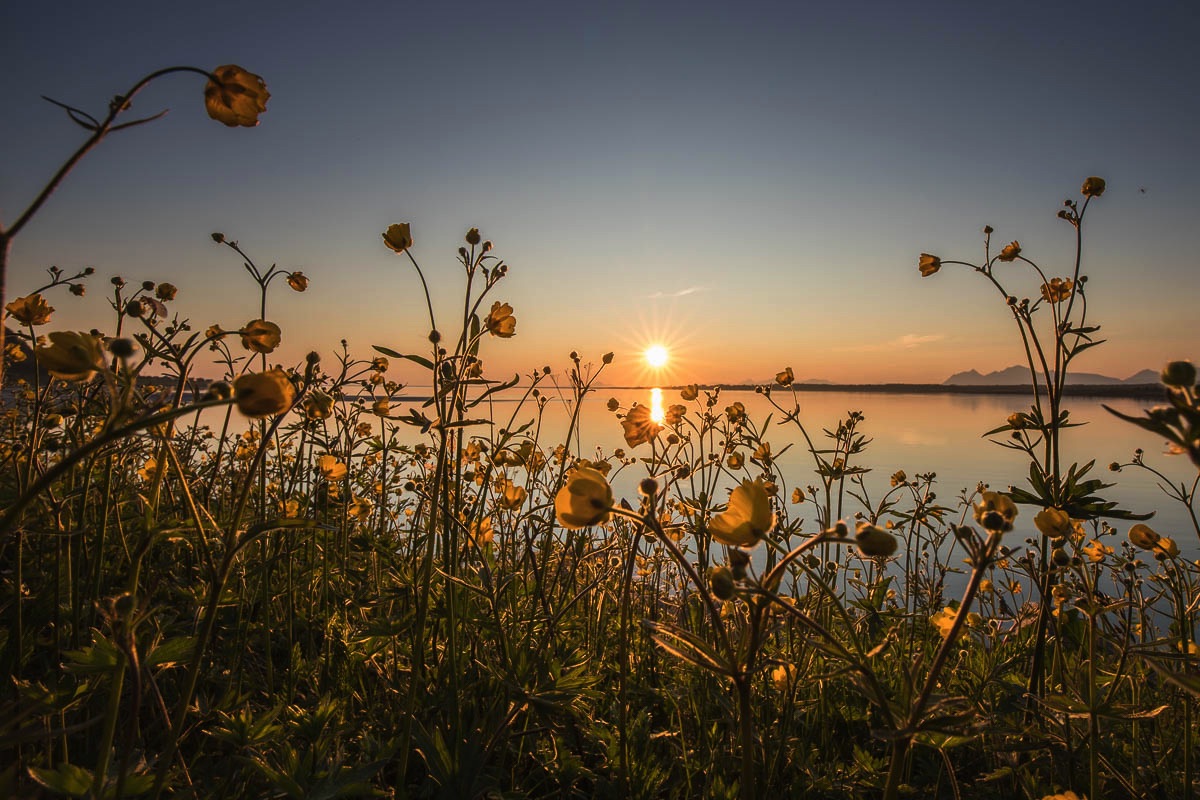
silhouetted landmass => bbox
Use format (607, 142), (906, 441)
(944, 365), (1160, 386)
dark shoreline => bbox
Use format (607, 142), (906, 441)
(605, 383), (1168, 399)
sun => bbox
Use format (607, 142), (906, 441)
(644, 344), (669, 369)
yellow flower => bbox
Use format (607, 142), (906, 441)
(621, 403), (663, 448)
(727, 452), (745, 470)
(1041, 791), (1085, 800)
(680, 385), (699, 401)
(318, 455), (347, 481)
(726, 401), (746, 424)
(485, 301), (517, 338)
(240, 319), (281, 354)
(918, 253), (941, 277)
(1128, 523), (1160, 550)
(498, 480), (527, 510)
(34, 331), (105, 381)
(155, 283), (178, 301)
(791, 487), (805, 504)
(554, 466), (613, 529)
(302, 390), (334, 420)
(1040, 277), (1073, 304)
(287, 272), (309, 292)
(709, 479), (774, 548)
(204, 65), (269, 127)
(974, 491), (1018, 533)
(5, 293), (54, 326)
(855, 522), (898, 558)
(1153, 536), (1179, 558)
(771, 664), (797, 691)
(890, 470), (907, 487)
(372, 398), (391, 417)
(775, 367), (794, 386)
(997, 241), (1022, 262)
(979, 578), (994, 594)
(1081, 176), (1106, 197)
(468, 517), (494, 548)
(233, 368), (295, 418)
(1081, 539), (1113, 563)
(1034, 507), (1072, 540)
(348, 495), (373, 521)
(382, 223), (413, 253)
(930, 606), (958, 639)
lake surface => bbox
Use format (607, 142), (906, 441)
(523, 388), (1198, 557)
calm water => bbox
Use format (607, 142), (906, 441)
(202, 387), (1196, 557)
(529, 388), (1198, 556)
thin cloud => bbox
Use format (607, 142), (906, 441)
(834, 333), (945, 353)
(645, 286), (707, 299)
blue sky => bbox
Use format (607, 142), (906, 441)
(3, 0), (1197, 383)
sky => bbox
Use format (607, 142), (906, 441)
(3, 0), (1198, 386)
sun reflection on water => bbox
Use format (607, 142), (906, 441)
(649, 387), (665, 424)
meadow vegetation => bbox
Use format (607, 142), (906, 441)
(1, 65), (1199, 800)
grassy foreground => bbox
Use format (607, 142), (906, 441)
(2, 66), (1199, 800)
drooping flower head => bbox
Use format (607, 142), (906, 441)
(918, 253), (941, 277)
(204, 65), (269, 127)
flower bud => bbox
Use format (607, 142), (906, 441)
(1161, 361), (1196, 389)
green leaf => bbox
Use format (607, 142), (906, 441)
(28, 763), (94, 797)
(372, 346), (434, 371)
(145, 636), (196, 669)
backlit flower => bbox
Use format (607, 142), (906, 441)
(973, 491), (1017, 533)
(726, 402), (746, 425)
(621, 403), (663, 448)
(1081, 176), (1106, 198)
(34, 331), (105, 381)
(855, 522), (898, 557)
(240, 319), (281, 354)
(771, 664), (797, 691)
(287, 272), (309, 292)
(1040, 277), (1073, 304)
(302, 390), (334, 420)
(1035, 507), (1072, 540)
(382, 223), (413, 253)
(680, 384), (699, 401)
(709, 479), (774, 547)
(204, 65), (269, 127)
(930, 606), (958, 639)
(318, 455), (347, 481)
(5, 293), (54, 326)
(233, 368), (295, 417)
(485, 301), (517, 338)
(997, 241), (1022, 262)
(918, 253), (941, 277)
(1128, 523), (1160, 550)
(468, 517), (494, 547)
(776, 366), (794, 386)
(1082, 539), (1113, 562)
(155, 283), (178, 301)
(348, 495), (374, 521)
(1153, 536), (1179, 558)
(372, 399), (391, 417)
(555, 465), (614, 529)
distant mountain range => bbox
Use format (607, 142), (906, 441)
(943, 366), (1160, 386)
